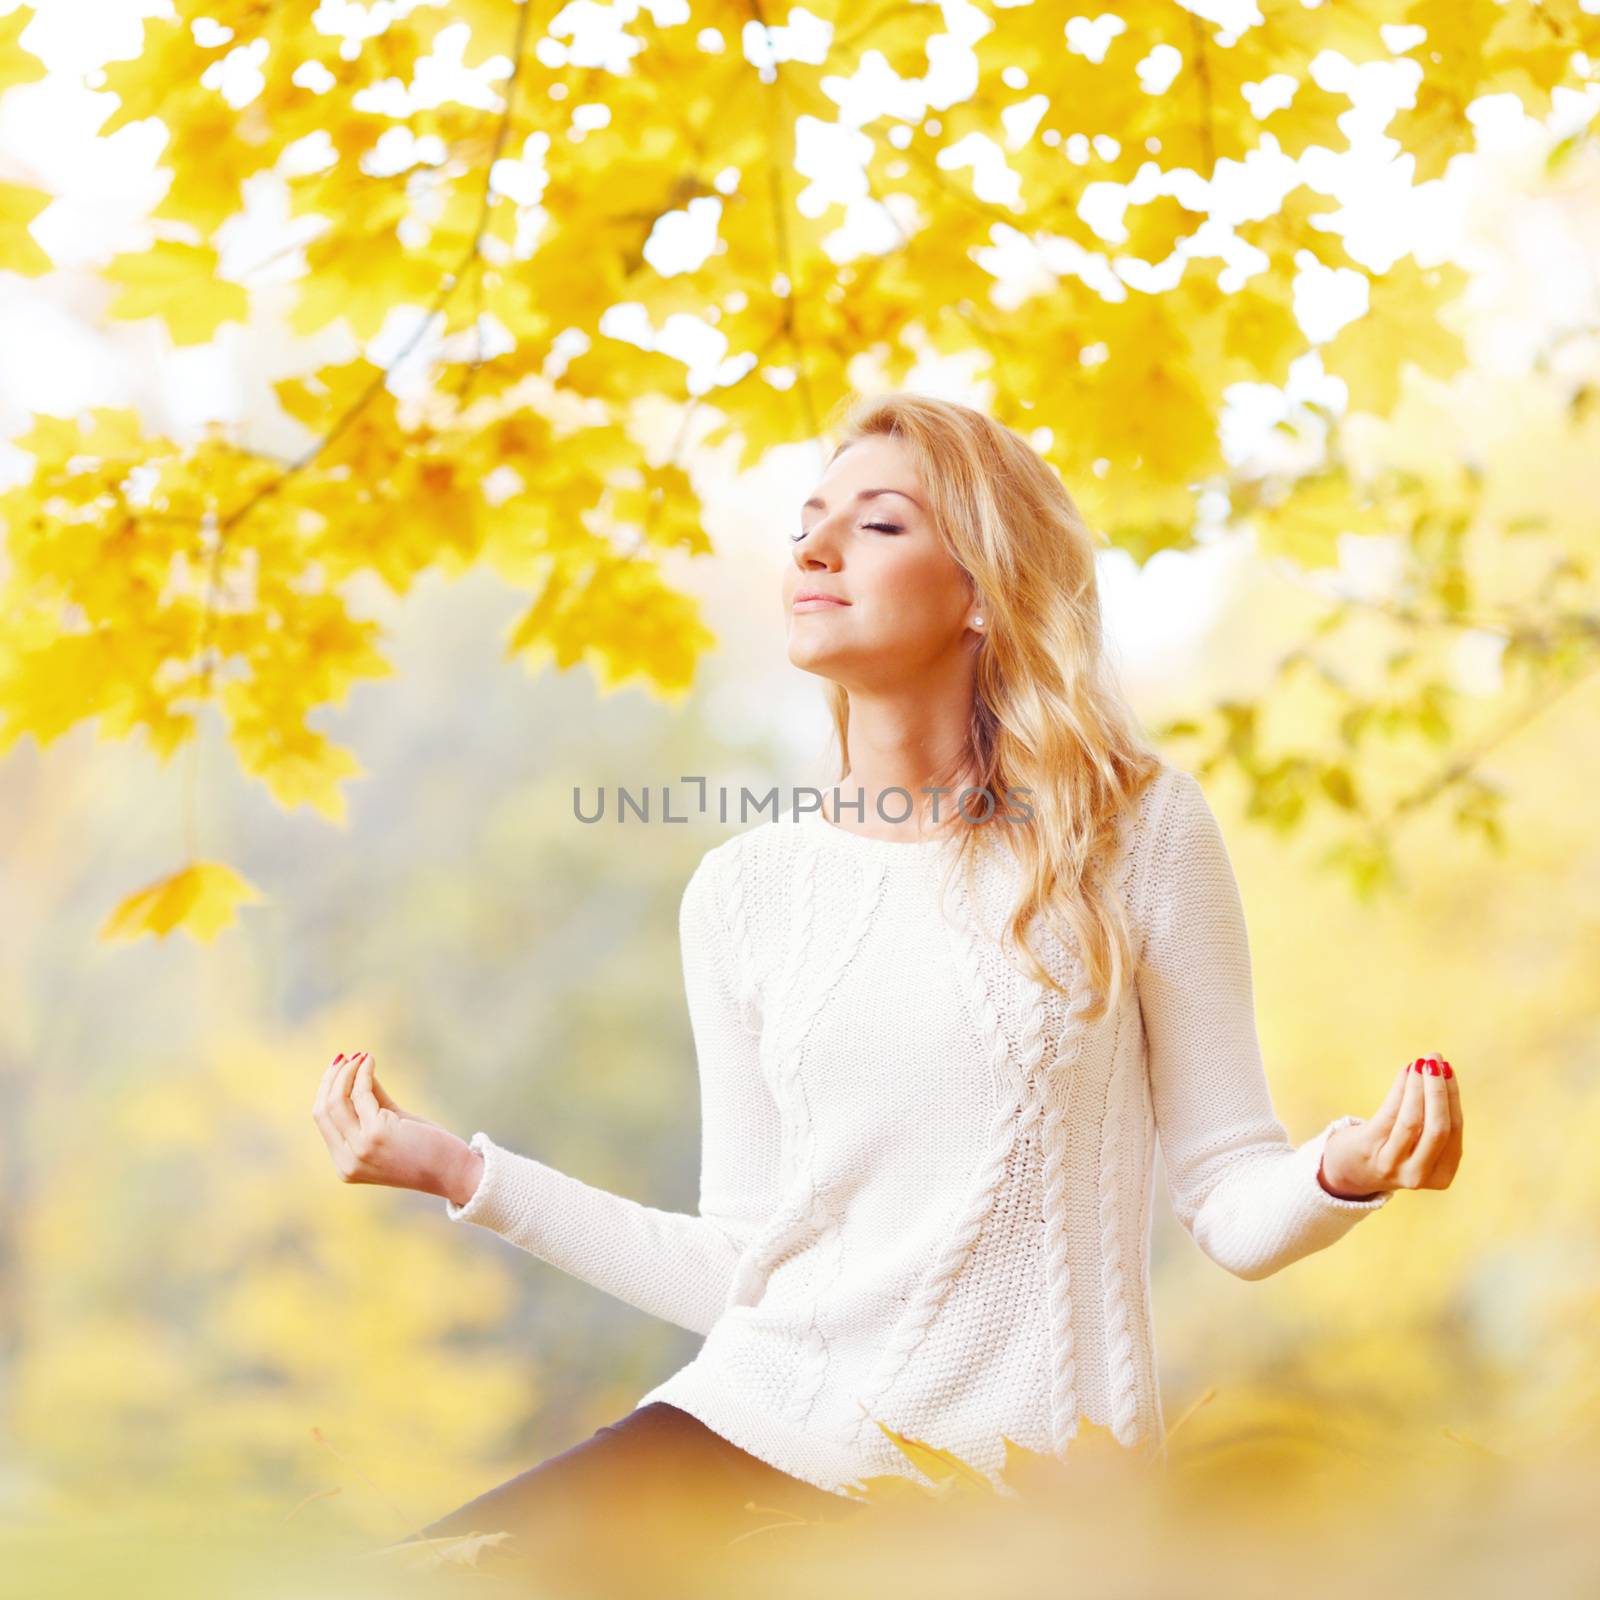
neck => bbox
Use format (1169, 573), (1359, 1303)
(824, 691), (979, 837)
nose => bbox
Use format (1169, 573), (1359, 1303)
(794, 543), (841, 573)
(793, 512), (844, 569)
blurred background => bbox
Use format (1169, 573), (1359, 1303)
(1, 0), (1598, 1594)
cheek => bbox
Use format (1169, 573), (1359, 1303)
(867, 548), (967, 632)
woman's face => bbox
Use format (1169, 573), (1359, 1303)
(783, 434), (978, 688)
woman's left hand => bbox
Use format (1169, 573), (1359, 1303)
(1319, 1055), (1463, 1200)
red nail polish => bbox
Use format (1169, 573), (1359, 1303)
(1410, 1058), (1423, 1072)
(1442, 1062), (1453, 1078)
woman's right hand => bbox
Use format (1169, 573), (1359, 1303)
(312, 1051), (484, 1206)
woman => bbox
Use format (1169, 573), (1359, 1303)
(313, 392), (1463, 1580)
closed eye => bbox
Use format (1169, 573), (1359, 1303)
(792, 520), (905, 541)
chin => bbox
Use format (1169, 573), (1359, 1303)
(787, 641), (846, 675)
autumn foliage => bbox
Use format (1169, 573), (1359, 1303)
(1, 1), (1596, 940)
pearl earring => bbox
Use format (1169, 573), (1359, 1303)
(973, 616), (983, 626)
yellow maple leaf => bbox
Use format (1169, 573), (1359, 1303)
(1249, 465), (1383, 570)
(99, 862), (266, 944)
(0, 179), (52, 276)
(1319, 258), (1471, 417)
(836, 1471), (939, 1507)
(1063, 1413), (1127, 1457)
(996, 1415), (1162, 1498)
(1116, 193), (1207, 266)
(366, 1530), (513, 1571)
(506, 553), (715, 699)
(865, 1415), (997, 1495)
(0, 6), (46, 93)
(101, 238), (250, 346)
(1262, 76), (1357, 161)
(220, 679), (367, 820)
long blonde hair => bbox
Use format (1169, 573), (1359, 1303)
(816, 390), (1165, 1025)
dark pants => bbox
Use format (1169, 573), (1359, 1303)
(401, 1401), (863, 1593)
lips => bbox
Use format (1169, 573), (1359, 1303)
(792, 591), (849, 607)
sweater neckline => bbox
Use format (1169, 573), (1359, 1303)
(794, 807), (975, 864)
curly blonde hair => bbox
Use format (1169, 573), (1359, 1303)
(815, 389), (1166, 1025)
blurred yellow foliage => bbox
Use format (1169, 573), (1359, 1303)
(99, 862), (265, 944)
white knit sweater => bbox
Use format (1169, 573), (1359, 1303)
(443, 763), (1391, 1497)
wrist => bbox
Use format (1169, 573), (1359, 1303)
(440, 1139), (485, 1208)
(1318, 1132), (1384, 1202)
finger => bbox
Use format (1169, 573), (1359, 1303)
(314, 1054), (347, 1115)
(325, 1053), (364, 1144)
(1413, 1056), (1451, 1180)
(369, 1073), (409, 1117)
(1444, 1058), (1461, 1136)
(314, 1058), (352, 1157)
(1378, 1059), (1427, 1168)
(372, 1083), (402, 1114)
(1366, 1060), (1412, 1138)
(351, 1054), (381, 1126)
(1441, 1058), (1462, 1178)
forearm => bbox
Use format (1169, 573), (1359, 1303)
(443, 1131), (747, 1335)
(440, 846), (784, 1338)
(1184, 1115), (1391, 1280)
(1140, 770), (1391, 1281)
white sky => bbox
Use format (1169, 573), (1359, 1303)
(0, 0), (1595, 726)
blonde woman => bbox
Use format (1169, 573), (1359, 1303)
(314, 392), (1462, 1578)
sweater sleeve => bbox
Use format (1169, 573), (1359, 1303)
(1138, 769), (1391, 1281)
(441, 844), (784, 1336)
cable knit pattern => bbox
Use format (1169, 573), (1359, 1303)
(1097, 1055), (1140, 1447)
(778, 854), (887, 1426)
(845, 861), (1056, 1452)
(1038, 1080), (1079, 1452)
(442, 764), (1394, 1498)
(723, 853), (883, 1321)
(724, 837), (761, 1034)
(846, 1002), (1026, 1445)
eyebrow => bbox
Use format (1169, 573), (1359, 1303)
(801, 486), (923, 514)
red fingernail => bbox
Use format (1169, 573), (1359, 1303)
(334, 1053), (345, 1063)
(1410, 1058), (1423, 1072)
(1442, 1062), (1453, 1078)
